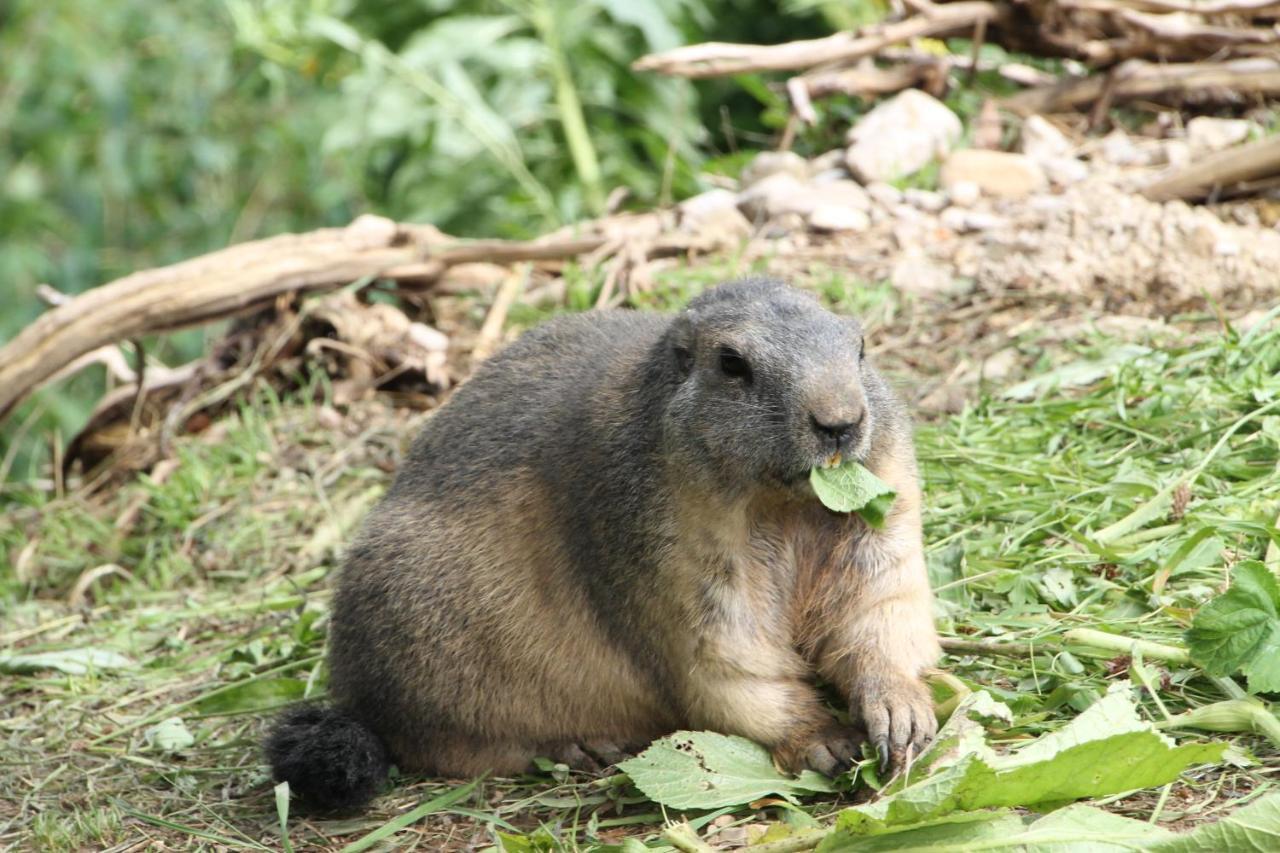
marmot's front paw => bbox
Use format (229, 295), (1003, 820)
(772, 722), (866, 778)
(850, 674), (935, 772)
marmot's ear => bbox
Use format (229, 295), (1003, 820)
(667, 315), (696, 378)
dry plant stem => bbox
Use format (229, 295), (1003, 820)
(1118, 8), (1280, 53)
(1061, 0), (1280, 14)
(0, 220), (608, 426)
(662, 822), (716, 853)
(1003, 58), (1280, 113)
(632, 2), (999, 78)
(1143, 134), (1280, 202)
(472, 266), (528, 363)
(941, 637), (1036, 657)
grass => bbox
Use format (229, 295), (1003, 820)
(2, 278), (1279, 849)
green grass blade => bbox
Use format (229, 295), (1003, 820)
(339, 779), (481, 853)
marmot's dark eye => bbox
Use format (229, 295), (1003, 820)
(719, 347), (752, 382)
(859, 339), (866, 362)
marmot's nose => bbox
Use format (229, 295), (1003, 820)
(811, 412), (863, 450)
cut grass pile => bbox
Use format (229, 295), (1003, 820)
(2, 293), (1279, 850)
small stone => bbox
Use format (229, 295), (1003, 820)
(407, 322), (449, 352)
(890, 249), (957, 296)
(740, 150), (810, 188)
(736, 172), (812, 220)
(941, 149), (1047, 199)
(1020, 115), (1073, 161)
(904, 188), (946, 212)
(947, 180), (981, 207)
(808, 205), (870, 232)
(812, 167), (851, 185)
(941, 207), (1005, 233)
(1163, 141), (1192, 169)
(810, 179), (871, 211)
(1098, 129), (1156, 167)
(679, 188), (751, 239)
(809, 149), (847, 173)
(845, 89), (962, 183)
(679, 188), (739, 222)
(1186, 117), (1252, 155)
(1042, 156), (1089, 186)
(866, 181), (903, 207)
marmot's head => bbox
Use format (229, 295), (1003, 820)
(660, 278), (889, 495)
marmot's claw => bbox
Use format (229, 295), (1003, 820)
(774, 722), (865, 778)
(855, 675), (937, 774)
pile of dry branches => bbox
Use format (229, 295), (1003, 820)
(633, 0), (1280, 117)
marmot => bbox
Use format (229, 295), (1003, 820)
(267, 278), (940, 810)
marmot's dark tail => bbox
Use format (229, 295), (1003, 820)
(265, 704), (389, 811)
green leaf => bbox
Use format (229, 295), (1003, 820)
(193, 677), (305, 715)
(830, 684), (1225, 835)
(145, 717), (195, 754)
(274, 781), (295, 853)
(0, 648), (133, 675)
(1149, 791), (1280, 852)
(617, 731), (834, 810)
(1186, 560), (1280, 693)
(819, 804), (1173, 852)
(809, 462), (896, 528)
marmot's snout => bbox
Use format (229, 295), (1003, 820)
(803, 380), (870, 465)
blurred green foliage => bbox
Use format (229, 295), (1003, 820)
(1, 0), (864, 480)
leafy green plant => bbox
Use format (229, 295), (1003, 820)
(1187, 561), (1280, 694)
(810, 461), (896, 527)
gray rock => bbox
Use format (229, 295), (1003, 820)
(739, 150), (810, 188)
(844, 90), (962, 183)
(941, 149), (1047, 199)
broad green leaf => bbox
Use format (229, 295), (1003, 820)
(145, 717), (195, 753)
(820, 804), (1172, 852)
(1149, 791), (1280, 852)
(0, 648), (133, 675)
(809, 462), (896, 528)
(831, 684), (1224, 835)
(617, 731), (834, 810)
(1186, 560), (1280, 693)
(194, 677), (306, 715)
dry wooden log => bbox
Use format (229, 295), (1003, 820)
(1143, 134), (1280, 202)
(1002, 57), (1280, 113)
(1117, 8), (1280, 53)
(1060, 0), (1280, 15)
(0, 216), (609, 424)
(632, 2), (1000, 78)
